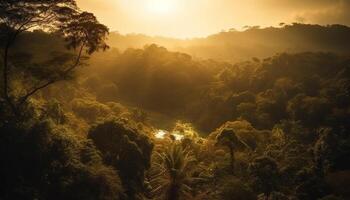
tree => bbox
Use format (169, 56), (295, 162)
(219, 176), (256, 200)
(294, 167), (329, 200)
(314, 128), (350, 173)
(88, 119), (154, 198)
(151, 144), (198, 200)
(216, 128), (250, 173)
(287, 94), (332, 128)
(0, 119), (125, 199)
(248, 156), (279, 200)
(0, 0), (109, 116)
(42, 99), (66, 124)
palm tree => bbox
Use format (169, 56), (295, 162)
(149, 144), (197, 200)
(216, 129), (251, 173)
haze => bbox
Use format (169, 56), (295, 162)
(77, 0), (350, 38)
(2, 0), (350, 199)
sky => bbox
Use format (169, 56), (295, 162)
(76, 0), (350, 38)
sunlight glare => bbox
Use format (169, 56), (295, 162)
(172, 133), (184, 141)
(154, 129), (184, 141)
(147, 0), (176, 14)
(155, 130), (167, 139)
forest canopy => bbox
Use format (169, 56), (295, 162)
(107, 24), (350, 62)
(1, 1), (350, 200)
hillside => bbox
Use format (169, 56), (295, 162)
(108, 23), (350, 62)
(1, 16), (350, 200)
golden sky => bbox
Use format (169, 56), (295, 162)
(77, 0), (350, 38)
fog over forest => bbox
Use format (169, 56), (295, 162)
(1, 1), (350, 200)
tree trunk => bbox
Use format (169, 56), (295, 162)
(2, 41), (19, 116)
(167, 183), (180, 200)
(229, 146), (235, 173)
(265, 192), (270, 200)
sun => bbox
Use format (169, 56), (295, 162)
(147, 0), (176, 14)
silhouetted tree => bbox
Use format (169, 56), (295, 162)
(216, 128), (250, 173)
(0, 0), (109, 116)
(88, 119), (154, 198)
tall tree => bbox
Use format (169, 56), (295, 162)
(216, 128), (250, 173)
(0, 0), (109, 115)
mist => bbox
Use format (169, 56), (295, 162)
(1, 1), (350, 200)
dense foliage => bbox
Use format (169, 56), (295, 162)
(1, 12), (350, 200)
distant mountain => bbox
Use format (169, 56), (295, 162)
(108, 23), (350, 62)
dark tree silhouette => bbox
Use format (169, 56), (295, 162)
(216, 128), (250, 173)
(249, 156), (279, 200)
(0, 0), (109, 116)
(88, 119), (154, 198)
(0, 120), (125, 199)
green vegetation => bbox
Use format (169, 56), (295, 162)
(1, 1), (350, 199)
